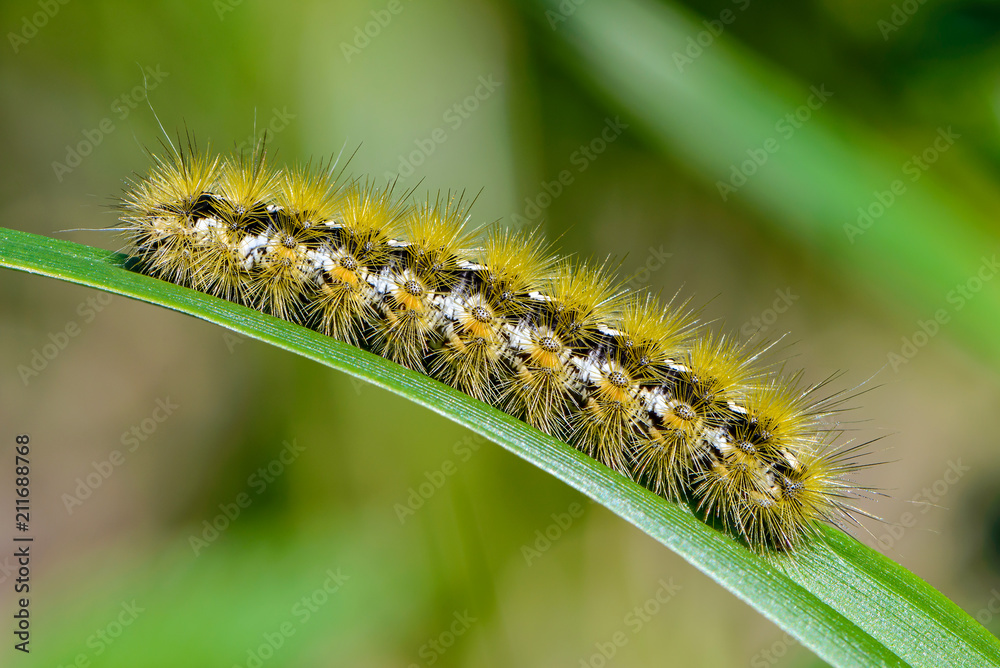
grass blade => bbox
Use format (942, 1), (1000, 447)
(2, 226), (997, 667)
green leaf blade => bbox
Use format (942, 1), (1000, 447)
(2, 226), (996, 667)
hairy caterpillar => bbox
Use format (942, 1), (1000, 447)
(117, 137), (875, 552)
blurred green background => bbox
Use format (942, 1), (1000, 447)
(4, 0), (1000, 665)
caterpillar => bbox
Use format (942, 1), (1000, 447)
(117, 137), (875, 552)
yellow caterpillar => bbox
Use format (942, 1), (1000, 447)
(119, 139), (874, 551)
